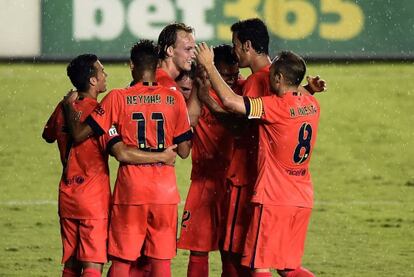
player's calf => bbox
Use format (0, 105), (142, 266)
(187, 251), (209, 277)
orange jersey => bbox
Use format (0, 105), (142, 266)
(87, 82), (192, 205)
(246, 92), (320, 207)
(226, 67), (271, 186)
(191, 89), (233, 180)
(42, 97), (115, 219)
(156, 68), (179, 91)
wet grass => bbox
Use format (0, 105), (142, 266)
(0, 62), (413, 276)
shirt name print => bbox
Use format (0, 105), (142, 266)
(126, 94), (176, 106)
(289, 104), (318, 118)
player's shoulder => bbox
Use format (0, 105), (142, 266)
(303, 93), (320, 106)
(102, 87), (127, 100)
(157, 85), (183, 97)
(245, 70), (269, 87)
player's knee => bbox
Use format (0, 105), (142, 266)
(64, 256), (82, 271)
(82, 262), (103, 271)
(277, 269), (290, 277)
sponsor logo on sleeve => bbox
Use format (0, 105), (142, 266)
(94, 105), (105, 116)
(108, 125), (119, 137)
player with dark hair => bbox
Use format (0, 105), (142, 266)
(63, 40), (192, 277)
(195, 18), (325, 277)
(196, 44), (320, 277)
(43, 54), (177, 277)
(175, 63), (197, 100)
(176, 44), (243, 277)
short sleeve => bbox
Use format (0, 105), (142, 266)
(98, 124), (122, 154)
(245, 95), (284, 124)
(42, 102), (62, 143)
(87, 90), (120, 137)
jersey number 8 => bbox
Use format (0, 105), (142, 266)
(293, 123), (312, 164)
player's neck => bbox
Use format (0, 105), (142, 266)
(133, 71), (156, 83)
(250, 54), (271, 74)
(159, 59), (181, 80)
(278, 85), (299, 97)
(78, 90), (98, 100)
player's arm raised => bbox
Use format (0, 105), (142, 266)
(301, 75), (327, 95)
(186, 82), (201, 128)
(195, 67), (228, 115)
(195, 42), (246, 115)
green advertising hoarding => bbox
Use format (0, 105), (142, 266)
(42, 0), (414, 60)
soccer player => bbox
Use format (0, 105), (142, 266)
(196, 44), (319, 277)
(175, 63), (197, 100)
(64, 40), (193, 277)
(128, 23), (198, 276)
(177, 44), (242, 277)
(196, 18), (326, 277)
(42, 54), (177, 277)
(156, 22), (196, 90)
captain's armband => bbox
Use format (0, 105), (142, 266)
(244, 97), (264, 119)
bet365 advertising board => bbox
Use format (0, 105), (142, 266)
(41, 0), (414, 59)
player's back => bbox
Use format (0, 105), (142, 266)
(253, 92), (320, 207)
(109, 82), (191, 205)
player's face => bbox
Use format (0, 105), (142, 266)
(177, 75), (193, 100)
(232, 33), (249, 68)
(93, 60), (108, 93)
(216, 62), (239, 88)
(172, 31), (196, 72)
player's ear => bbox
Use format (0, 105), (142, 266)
(129, 60), (134, 71)
(89, 76), (98, 87)
(243, 40), (252, 52)
(166, 45), (174, 57)
(275, 73), (283, 83)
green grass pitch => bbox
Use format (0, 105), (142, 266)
(0, 62), (413, 276)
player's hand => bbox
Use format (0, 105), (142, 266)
(306, 75), (327, 94)
(162, 144), (178, 166)
(195, 42), (214, 68)
(63, 89), (78, 105)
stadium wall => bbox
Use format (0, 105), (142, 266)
(0, 0), (41, 58)
(1, 0), (413, 61)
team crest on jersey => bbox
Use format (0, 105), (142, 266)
(94, 105), (105, 116)
(108, 125), (119, 137)
(75, 176), (85, 184)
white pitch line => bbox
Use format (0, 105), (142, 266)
(0, 200), (57, 206)
(0, 200), (405, 207)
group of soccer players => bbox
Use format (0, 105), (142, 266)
(43, 17), (325, 277)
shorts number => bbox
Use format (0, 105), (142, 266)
(293, 123), (312, 164)
(181, 210), (191, 228)
(132, 112), (165, 150)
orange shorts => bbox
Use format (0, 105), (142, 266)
(241, 204), (312, 270)
(221, 181), (253, 254)
(177, 178), (227, 252)
(108, 204), (177, 261)
(60, 217), (108, 264)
